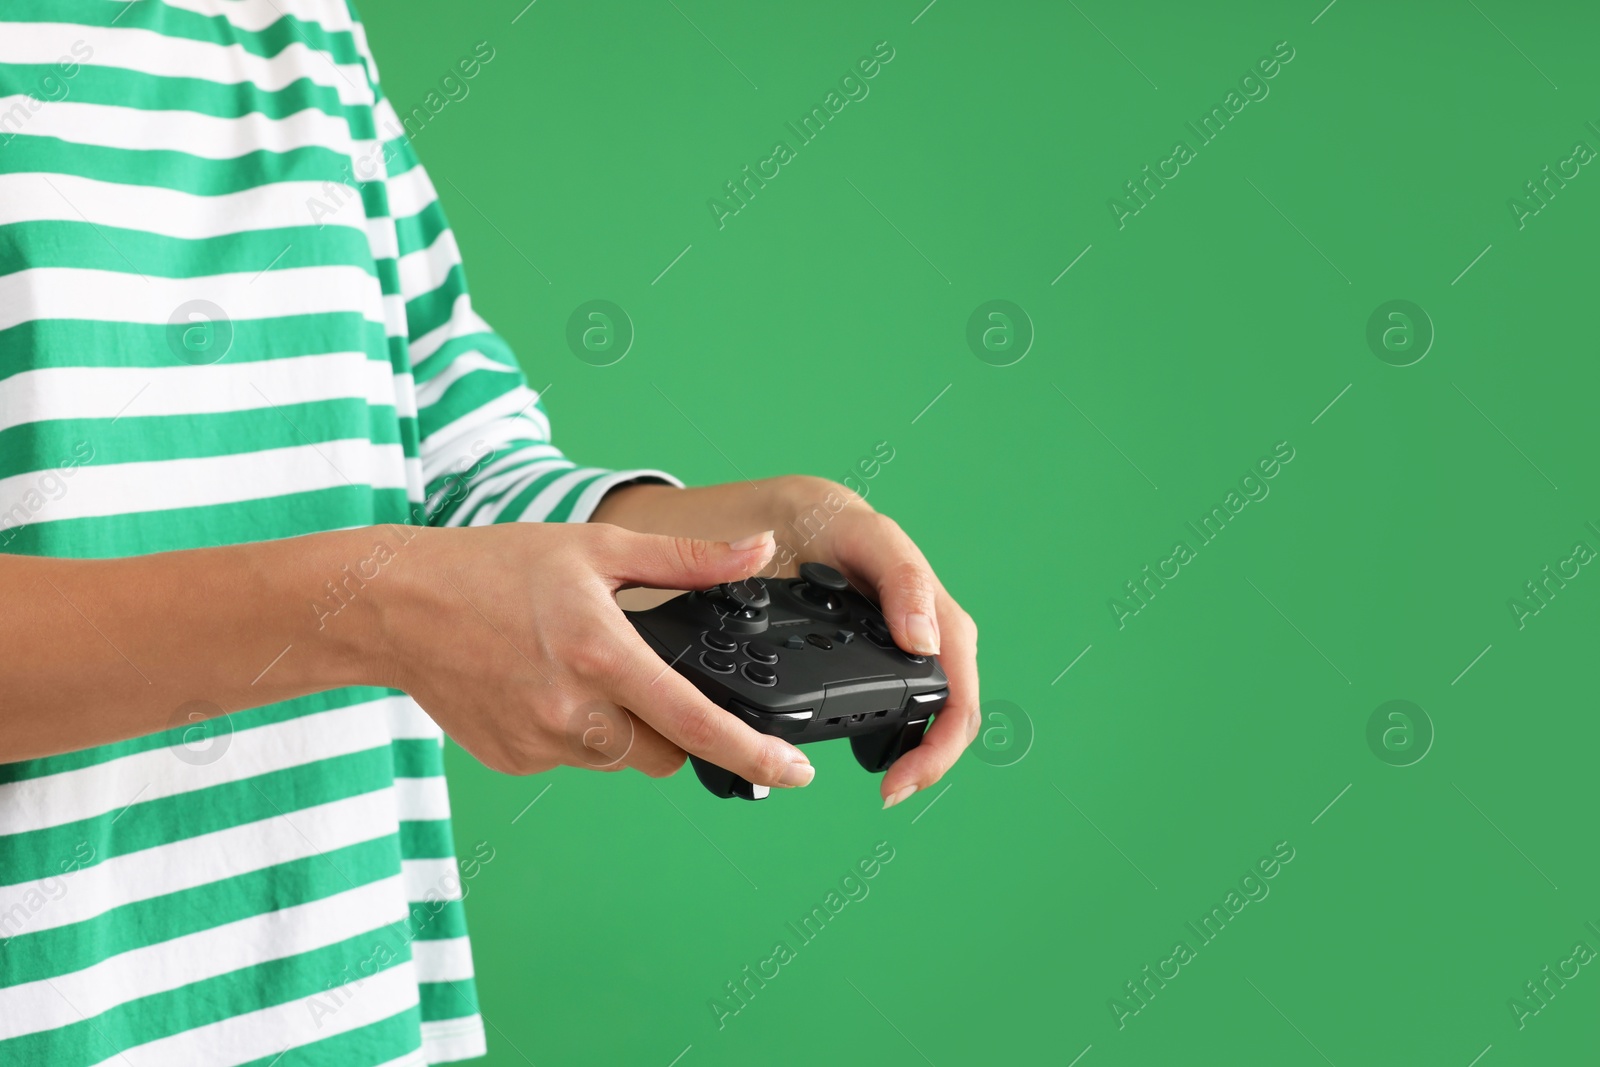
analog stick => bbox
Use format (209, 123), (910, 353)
(794, 562), (848, 613)
(700, 578), (770, 631)
(717, 579), (770, 611)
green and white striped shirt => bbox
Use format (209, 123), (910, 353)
(0, 2), (674, 1063)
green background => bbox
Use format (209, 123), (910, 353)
(363, 1), (1600, 1063)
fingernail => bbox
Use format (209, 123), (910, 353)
(779, 760), (815, 788)
(903, 613), (939, 655)
(728, 530), (774, 552)
(883, 785), (918, 809)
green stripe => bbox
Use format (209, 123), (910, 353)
(0, 136), (355, 196)
(469, 460), (579, 527)
(398, 820), (455, 860)
(406, 897), (471, 944)
(11, 0), (366, 66)
(0, 221), (377, 280)
(390, 738), (442, 779)
(0, 315), (393, 377)
(543, 470), (610, 523)
(419, 978), (479, 1023)
(393, 199), (449, 259)
(0, 926), (415, 1067)
(3, 747), (397, 883)
(417, 368), (524, 437)
(0, 62), (353, 124)
(0, 686), (402, 785)
(410, 331), (519, 383)
(0, 401), (403, 475)
(402, 263), (473, 341)
(0, 836), (402, 983)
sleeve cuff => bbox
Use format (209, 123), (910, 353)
(514, 467), (684, 525)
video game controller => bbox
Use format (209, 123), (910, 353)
(625, 562), (949, 800)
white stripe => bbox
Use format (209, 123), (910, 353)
(411, 936), (475, 983)
(408, 293), (493, 365)
(0, 697), (405, 837)
(0, 876), (409, 1041)
(393, 777), (451, 823)
(401, 859), (464, 904)
(84, 958), (424, 1067)
(396, 228), (465, 306)
(4, 97), (357, 159)
(0, 173), (365, 239)
(420, 385), (544, 459)
(383, 162), (439, 221)
(0, 440), (408, 524)
(386, 697), (443, 741)
(153, 0), (361, 35)
(0, 265), (385, 332)
(0, 25), (373, 106)
(421, 1018), (488, 1066)
(0, 353), (394, 435)
(0, 789), (400, 936)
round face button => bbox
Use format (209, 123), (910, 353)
(701, 631), (738, 653)
(699, 651), (737, 674)
(742, 663), (778, 687)
(744, 642), (779, 665)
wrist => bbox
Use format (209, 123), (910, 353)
(301, 524), (437, 693)
(764, 475), (868, 556)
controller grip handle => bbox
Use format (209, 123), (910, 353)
(690, 756), (770, 801)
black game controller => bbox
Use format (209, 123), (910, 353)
(625, 562), (949, 800)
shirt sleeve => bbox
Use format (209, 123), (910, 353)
(372, 98), (679, 528)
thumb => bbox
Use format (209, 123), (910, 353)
(603, 529), (776, 590)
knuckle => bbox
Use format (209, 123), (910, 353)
(872, 512), (902, 535)
(675, 709), (720, 755)
(959, 609), (979, 645)
(575, 522), (624, 561)
(565, 633), (617, 679)
(673, 536), (712, 572)
(749, 741), (789, 786)
(887, 559), (935, 605)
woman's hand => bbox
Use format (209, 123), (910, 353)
(384, 523), (817, 789)
(593, 476), (980, 807)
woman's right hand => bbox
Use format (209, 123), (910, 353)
(382, 523), (816, 790)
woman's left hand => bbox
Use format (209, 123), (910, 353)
(592, 475), (979, 807)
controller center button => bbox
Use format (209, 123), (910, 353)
(783, 635), (806, 650)
(742, 663), (778, 687)
(701, 631), (738, 653)
(744, 642), (779, 665)
(805, 633), (833, 650)
(699, 651), (737, 674)
(834, 629), (855, 643)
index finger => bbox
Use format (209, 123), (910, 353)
(604, 628), (816, 791)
